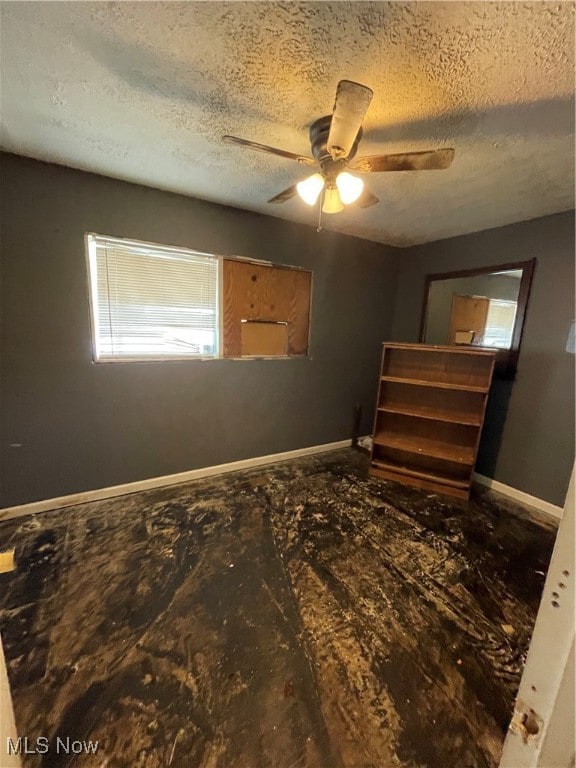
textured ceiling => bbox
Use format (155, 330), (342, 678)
(1, 1), (574, 246)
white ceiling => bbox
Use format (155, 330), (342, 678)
(1, 1), (574, 246)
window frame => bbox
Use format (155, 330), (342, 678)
(85, 233), (222, 363)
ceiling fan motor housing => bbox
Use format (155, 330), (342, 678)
(309, 115), (362, 164)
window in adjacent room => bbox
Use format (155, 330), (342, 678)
(482, 299), (518, 348)
(86, 234), (219, 361)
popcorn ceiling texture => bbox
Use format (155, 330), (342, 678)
(0, 1), (574, 245)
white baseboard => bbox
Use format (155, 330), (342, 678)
(0, 439), (353, 522)
(473, 472), (563, 520)
(2, 443), (562, 524)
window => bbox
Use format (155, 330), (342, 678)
(482, 299), (518, 348)
(86, 234), (219, 361)
(86, 234), (312, 361)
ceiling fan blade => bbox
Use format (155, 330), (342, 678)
(350, 148), (455, 173)
(355, 187), (379, 208)
(268, 184), (298, 204)
(327, 80), (373, 160)
(223, 135), (315, 165)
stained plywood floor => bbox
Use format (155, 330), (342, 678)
(0, 449), (556, 768)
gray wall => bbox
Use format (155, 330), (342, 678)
(0, 153), (399, 507)
(393, 210), (575, 507)
(2, 153), (573, 509)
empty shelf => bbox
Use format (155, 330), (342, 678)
(377, 405), (481, 427)
(373, 434), (476, 465)
(370, 459), (470, 490)
(380, 376), (489, 393)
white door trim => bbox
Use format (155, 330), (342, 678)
(499, 464), (575, 768)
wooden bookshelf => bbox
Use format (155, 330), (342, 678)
(370, 343), (496, 500)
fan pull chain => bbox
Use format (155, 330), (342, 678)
(316, 190), (323, 232)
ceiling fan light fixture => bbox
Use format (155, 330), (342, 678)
(335, 171), (364, 204)
(223, 81), (455, 222)
(296, 173), (325, 206)
(322, 186), (344, 214)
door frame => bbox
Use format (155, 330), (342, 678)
(499, 465), (575, 767)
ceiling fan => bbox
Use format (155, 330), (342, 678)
(223, 80), (455, 218)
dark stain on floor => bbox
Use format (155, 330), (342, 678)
(0, 449), (556, 767)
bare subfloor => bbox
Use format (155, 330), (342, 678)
(0, 449), (556, 768)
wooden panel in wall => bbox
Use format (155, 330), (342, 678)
(222, 259), (311, 357)
(288, 269), (312, 355)
(241, 321), (288, 357)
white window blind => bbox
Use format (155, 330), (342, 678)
(483, 299), (517, 348)
(86, 234), (219, 360)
